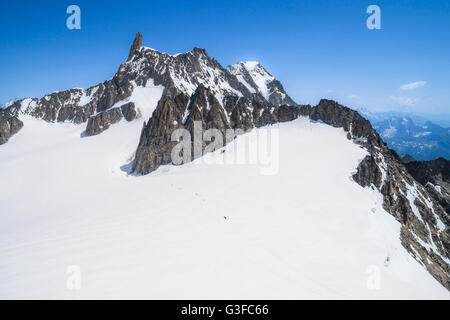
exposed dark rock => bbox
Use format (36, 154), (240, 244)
(296, 99), (449, 290)
(266, 79), (297, 106)
(133, 94), (449, 291)
(226, 61), (298, 106)
(85, 102), (137, 136)
(85, 108), (123, 136)
(132, 94), (189, 174)
(127, 32), (142, 61)
(121, 102), (138, 122)
(274, 105), (303, 123)
(0, 107), (23, 144)
(132, 85), (301, 175)
(299, 99), (377, 144)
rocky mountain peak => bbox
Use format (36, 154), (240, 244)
(227, 60), (297, 107)
(127, 32), (143, 61)
(0, 31), (449, 292)
(191, 47), (209, 56)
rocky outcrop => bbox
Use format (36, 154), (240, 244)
(6, 70), (135, 127)
(132, 94), (189, 174)
(0, 107), (23, 144)
(85, 102), (138, 136)
(298, 100), (377, 145)
(405, 158), (449, 187)
(132, 85), (300, 174)
(226, 61), (297, 106)
(120, 102), (138, 122)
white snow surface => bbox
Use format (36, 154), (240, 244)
(0, 112), (448, 298)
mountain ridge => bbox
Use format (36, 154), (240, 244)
(0, 32), (296, 144)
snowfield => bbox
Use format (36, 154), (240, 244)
(0, 103), (448, 298)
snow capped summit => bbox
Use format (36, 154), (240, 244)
(125, 44), (245, 102)
(227, 61), (297, 106)
(0, 32), (449, 298)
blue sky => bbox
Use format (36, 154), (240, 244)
(1, 0), (449, 116)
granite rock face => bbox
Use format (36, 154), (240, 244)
(405, 158), (449, 187)
(0, 107), (23, 144)
(132, 94), (189, 174)
(2, 32), (296, 143)
(299, 99), (376, 143)
(298, 99), (449, 290)
(226, 61), (297, 106)
(127, 31), (142, 61)
(85, 108), (122, 136)
(352, 155), (383, 188)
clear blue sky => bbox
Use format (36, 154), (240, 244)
(1, 0), (449, 115)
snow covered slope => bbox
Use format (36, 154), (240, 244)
(0, 112), (448, 298)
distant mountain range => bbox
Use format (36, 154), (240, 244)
(358, 109), (450, 161)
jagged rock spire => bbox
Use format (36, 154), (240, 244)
(127, 32), (143, 61)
